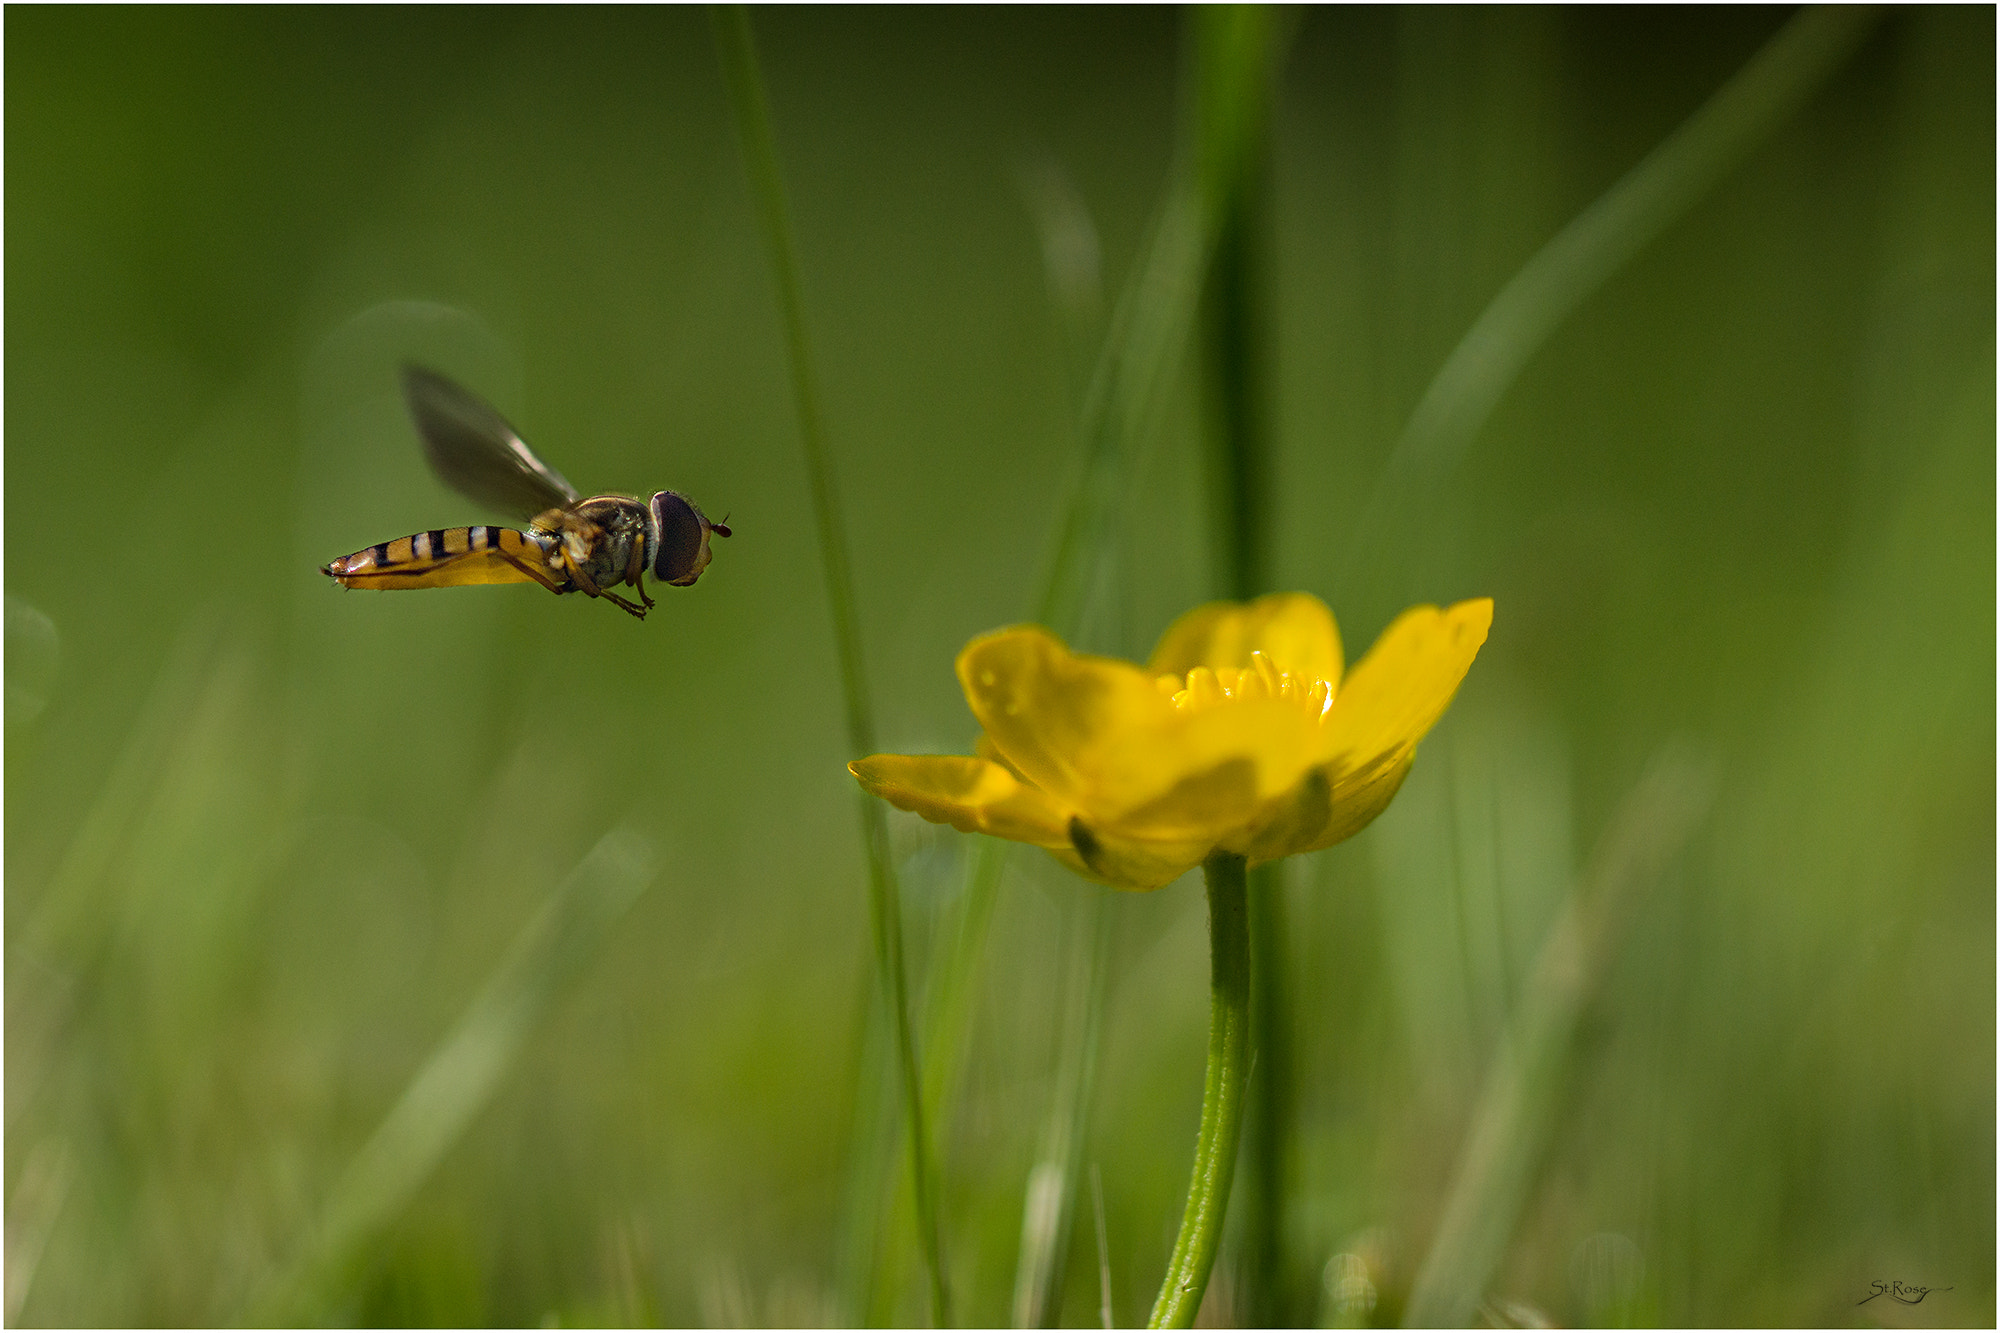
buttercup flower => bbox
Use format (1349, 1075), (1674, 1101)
(850, 592), (1492, 889)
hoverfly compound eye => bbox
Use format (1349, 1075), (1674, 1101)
(650, 490), (718, 587)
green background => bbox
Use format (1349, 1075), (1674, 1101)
(6, 7), (1991, 1327)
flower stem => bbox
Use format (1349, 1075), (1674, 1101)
(1148, 851), (1253, 1330)
(710, 9), (949, 1325)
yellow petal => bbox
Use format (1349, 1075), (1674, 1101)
(1147, 592), (1343, 686)
(1224, 767), (1334, 863)
(1230, 751), (1415, 862)
(848, 754), (1072, 848)
(958, 627), (1172, 809)
(958, 626), (1318, 829)
(1318, 599), (1491, 769)
(975, 730), (1031, 784)
(1105, 702), (1317, 838)
(1306, 751), (1414, 853)
(1061, 816), (1212, 891)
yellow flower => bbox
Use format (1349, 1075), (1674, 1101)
(850, 593), (1492, 890)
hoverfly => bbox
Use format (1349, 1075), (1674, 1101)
(323, 366), (729, 619)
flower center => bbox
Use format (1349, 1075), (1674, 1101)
(1159, 650), (1334, 723)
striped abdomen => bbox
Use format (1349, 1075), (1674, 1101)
(322, 524), (565, 591)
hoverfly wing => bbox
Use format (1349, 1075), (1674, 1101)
(401, 365), (581, 520)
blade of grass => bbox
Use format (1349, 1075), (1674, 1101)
(709, 8), (948, 1324)
(905, 150), (1115, 1130)
(1196, 2), (1282, 603)
(4, 1138), (74, 1325)
(832, 11), (1292, 1315)
(1403, 748), (1712, 1328)
(1091, 1162), (1115, 1330)
(832, 951), (900, 1324)
(907, 160), (1109, 1199)
(10, 613), (272, 1143)
(16, 609), (230, 974)
(837, 137), (1123, 1333)
(5, 593), (61, 727)
(249, 828), (656, 1324)
(1340, 4), (1882, 595)
(958, 13), (1293, 1322)
(1010, 889), (1114, 1327)
(1018, 158), (1108, 392)
(893, 56), (1227, 1320)
(1188, 6), (1298, 1326)
(1000, 17), (1272, 1320)
(1031, 183), (1206, 641)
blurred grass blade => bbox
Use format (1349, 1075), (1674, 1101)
(1186, 7), (1299, 1325)
(927, 13), (1274, 1319)
(710, 7), (947, 1323)
(884, 21), (1244, 1310)
(1010, 891), (1114, 1328)
(861, 155), (1114, 1326)
(916, 838), (1007, 1143)
(6, 593), (61, 727)
(1018, 157), (1107, 387)
(1032, 182), (1206, 641)
(911, 158), (1107, 1155)
(1091, 1162), (1114, 1331)
(1196, 2), (1285, 601)
(929, 14), (1289, 1324)
(1343, 5), (1882, 590)
(833, 972), (901, 1325)
(11, 612), (273, 1124)
(16, 609), (229, 971)
(1403, 748), (1713, 1328)
(1011, 1162), (1066, 1327)
(1032, 8), (1253, 643)
(4, 1138), (74, 1325)
(254, 828), (655, 1323)
(709, 5), (882, 759)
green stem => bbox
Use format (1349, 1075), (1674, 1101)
(1148, 852), (1253, 1330)
(710, 9), (949, 1326)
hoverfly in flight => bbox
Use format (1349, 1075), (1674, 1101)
(323, 366), (729, 619)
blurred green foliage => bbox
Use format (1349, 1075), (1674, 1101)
(6, 7), (1990, 1328)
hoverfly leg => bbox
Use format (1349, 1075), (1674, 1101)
(600, 590), (649, 619)
(562, 546), (604, 598)
(624, 541), (656, 610)
(556, 538), (644, 618)
(496, 551), (568, 595)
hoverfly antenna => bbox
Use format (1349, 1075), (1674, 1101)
(713, 513), (733, 539)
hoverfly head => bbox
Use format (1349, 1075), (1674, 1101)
(649, 490), (728, 587)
